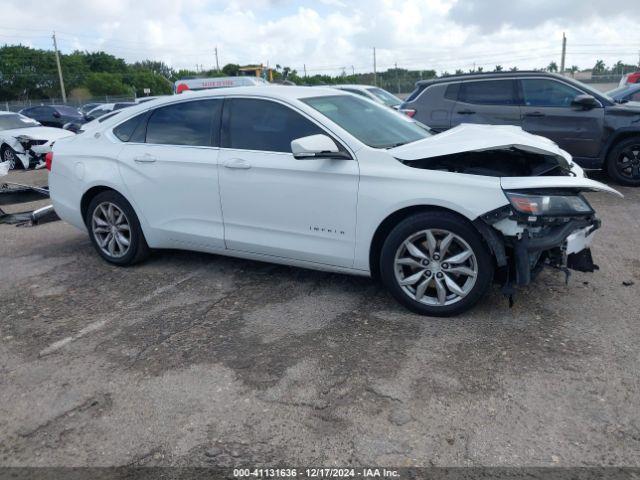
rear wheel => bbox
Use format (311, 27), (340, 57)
(379, 212), (494, 317)
(607, 137), (640, 186)
(86, 190), (149, 266)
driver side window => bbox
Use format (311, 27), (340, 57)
(521, 79), (582, 107)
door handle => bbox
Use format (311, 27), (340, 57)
(133, 154), (157, 163)
(457, 109), (475, 115)
(224, 159), (251, 169)
(525, 111), (546, 117)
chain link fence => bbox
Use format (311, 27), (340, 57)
(2, 95), (138, 112)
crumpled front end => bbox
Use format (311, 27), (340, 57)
(8, 136), (54, 169)
(476, 178), (622, 301)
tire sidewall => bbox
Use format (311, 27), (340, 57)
(607, 137), (640, 186)
(380, 212), (494, 317)
(85, 191), (147, 266)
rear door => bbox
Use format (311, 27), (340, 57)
(518, 78), (605, 159)
(450, 79), (521, 127)
(117, 98), (225, 250)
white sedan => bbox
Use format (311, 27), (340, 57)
(48, 87), (619, 316)
(0, 112), (74, 169)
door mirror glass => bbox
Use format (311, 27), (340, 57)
(571, 94), (599, 110)
(291, 134), (350, 160)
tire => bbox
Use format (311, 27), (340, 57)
(85, 190), (150, 266)
(1, 145), (20, 170)
(606, 136), (640, 186)
(379, 211), (494, 317)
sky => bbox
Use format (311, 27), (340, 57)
(1, 0), (639, 75)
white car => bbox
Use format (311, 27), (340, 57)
(331, 84), (402, 108)
(0, 111), (74, 169)
(48, 86), (620, 316)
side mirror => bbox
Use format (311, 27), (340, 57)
(291, 134), (351, 160)
(52, 111), (61, 118)
(571, 94), (599, 110)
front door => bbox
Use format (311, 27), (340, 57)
(450, 79), (521, 127)
(218, 98), (359, 267)
(117, 99), (225, 250)
(518, 78), (605, 159)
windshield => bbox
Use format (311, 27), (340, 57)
(56, 105), (82, 116)
(0, 114), (41, 130)
(367, 87), (402, 106)
(302, 95), (430, 148)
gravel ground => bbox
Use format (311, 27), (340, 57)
(0, 168), (639, 468)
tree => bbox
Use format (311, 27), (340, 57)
(85, 72), (132, 96)
(593, 59), (606, 74)
(494, 65), (503, 72)
(547, 61), (558, 72)
(509, 66), (519, 72)
(222, 63), (240, 76)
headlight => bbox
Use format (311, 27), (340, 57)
(505, 192), (593, 216)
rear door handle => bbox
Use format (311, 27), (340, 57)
(457, 109), (475, 115)
(224, 159), (251, 170)
(133, 154), (157, 163)
(525, 111), (545, 117)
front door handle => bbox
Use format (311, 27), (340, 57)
(525, 111), (546, 117)
(457, 109), (476, 115)
(134, 154), (157, 163)
(224, 159), (251, 169)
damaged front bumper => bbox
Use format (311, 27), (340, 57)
(12, 138), (51, 169)
(478, 197), (603, 302)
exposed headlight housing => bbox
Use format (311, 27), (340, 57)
(505, 192), (593, 216)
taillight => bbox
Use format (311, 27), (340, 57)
(45, 151), (53, 171)
(400, 108), (416, 118)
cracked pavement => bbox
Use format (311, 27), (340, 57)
(1, 169), (639, 467)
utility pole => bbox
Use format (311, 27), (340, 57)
(215, 47), (220, 72)
(304, 64), (307, 78)
(560, 32), (567, 74)
(373, 47), (377, 86)
(395, 62), (400, 93)
(52, 32), (66, 103)
(351, 65), (355, 76)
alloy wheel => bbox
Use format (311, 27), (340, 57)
(616, 144), (640, 180)
(3, 148), (16, 169)
(393, 228), (478, 306)
(91, 202), (131, 258)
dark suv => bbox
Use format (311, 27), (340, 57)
(400, 72), (640, 186)
(19, 105), (84, 129)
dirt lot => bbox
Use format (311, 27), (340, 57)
(1, 168), (639, 468)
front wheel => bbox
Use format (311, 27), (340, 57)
(607, 137), (640, 186)
(86, 190), (150, 266)
(2, 146), (20, 170)
(379, 212), (494, 317)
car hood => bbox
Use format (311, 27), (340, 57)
(0, 126), (75, 141)
(501, 176), (622, 197)
(390, 124), (571, 163)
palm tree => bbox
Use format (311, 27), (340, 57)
(494, 65), (503, 72)
(593, 59), (606, 74)
(547, 61), (558, 73)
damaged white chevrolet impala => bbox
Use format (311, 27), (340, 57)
(0, 111), (74, 169)
(48, 87), (621, 316)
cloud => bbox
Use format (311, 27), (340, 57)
(0, 0), (639, 74)
(449, 0), (640, 31)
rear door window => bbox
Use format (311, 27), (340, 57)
(459, 80), (517, 105)
(145, 99), (222, 147)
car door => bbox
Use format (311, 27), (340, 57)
(117, 98), (225, 250)
(218, 97), (359, 267)
(518, 78), (605, 159)
(450, 79), (521, 127)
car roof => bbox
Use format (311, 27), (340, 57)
(0, 111), (19, 116)
(332, 84), (374, 90)
(173, 85), (349, 101)
(415, 71), (571, 87)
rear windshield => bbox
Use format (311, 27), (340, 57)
(366, 87), (402, 106)
(56, 106), (81, 115)
(302, 95), (430, 149)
